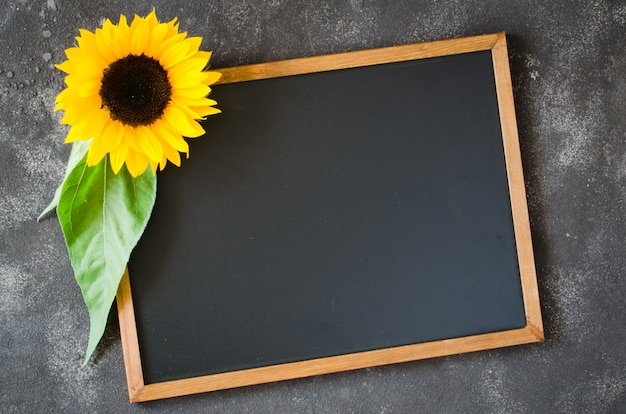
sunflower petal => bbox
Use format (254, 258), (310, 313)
(143, 21), (168, 58)
(159, 39), (190, 69)
(86, 136), (108, 166)
(64, 124), (86, 143)
(152, 32), (187, 60)
(77, 79), (101, 98)
(95, 27), (117, 63)
(149, 161), (158, 174)
(168, 57), (210, 77)
(171, 95), (215, 109)
(172, 84), (212, 99)
(192, 106), (221, 118)
(55, 60), (75, 74)
(112, 15), (131, 58)
(85, 116), (115, 165)
(203, 71), (222, 85)
(76, 29), (108, 67)
(192, 51), (213, 62)
(160, 140), (182, 168)
(75, 59), (106, 80)
(122, 126), (142, 152)
(129, 14), (150, 55)
(135, 126), (164, 163)
(151, 119), (189, 153)
(168, 70), (210, 89)
(102, 18), (115, 37)
(125, 148), (150, 177)
(145, 9), (158, 28)
(185, 37), (203, 54)
(109, 141), (129, 173)
(164, 105), (205, 137)
(101, 120), (124, 152)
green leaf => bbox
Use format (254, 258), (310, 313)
(38, 140), (91, 222)
(57, 154), (156, 365)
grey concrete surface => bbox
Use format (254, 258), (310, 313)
(1, 0), (625, 412)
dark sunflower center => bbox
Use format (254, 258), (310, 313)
(99, 54), (171, 127)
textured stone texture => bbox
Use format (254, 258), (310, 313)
(1, 0), (625, 412)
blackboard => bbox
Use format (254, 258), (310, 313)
(117, 33), (543, 402)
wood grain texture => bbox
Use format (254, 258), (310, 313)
(117, 32), (543, 403)
(115, 269), (145, 403)
(132, 326), (540, 402)
(490, 34), (544, 338)
(214, 33), (502, 84)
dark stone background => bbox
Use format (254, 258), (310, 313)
(1, 0), (625, 412)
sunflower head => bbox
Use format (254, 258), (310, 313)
(55, 10), (221, 177)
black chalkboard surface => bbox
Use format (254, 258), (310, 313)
(117, 33), (543, 402)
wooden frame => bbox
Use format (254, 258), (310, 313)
(116, 32), (543, 403)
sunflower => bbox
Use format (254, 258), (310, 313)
(55, 10), (221, 177)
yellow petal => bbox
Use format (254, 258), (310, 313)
(125, 149), (150, 177)
(95, 27), (117, 63)
(143, 22), (168, 58)
(150, 160), (159, 174)
(145, 9), (158, 29)
(76, 29), (108, 67)
(171, 95), (215, 108)
(168, 70), (210, 89)
(64, 47), (82, 62)
(164, 105), (205, 137)
(110, 141), (129, 173)
(172, 84), (211, 99)
(112, 14), (131, 59)
(55, 88), (74, 108)
(122, 126), (142, 152)
(185, 37), (203, 53)
(172, 98), (205, 119)
(76, 29), (94, 48)
(75, 59), (105, 80)
(165, 18), (180, 37)
(85, 115), (115, 165)
(82, 108), (110, 141)
(151, 119), (189, 153)
(163, 36), (202, 69)
(129, 14), (150, 55)
(151, 32), (186, 60)
(87, 135), (108, 166)
(64, 124), (86, 143)
(118, 14), (130, 30)
(102, 18), (115, 37)
(77, 78), (101, 98)
(160, 140), (182, 168)
(192, 106), (221, 118)
(203, 71), (222, 85)
(100, 120), (124, 152)
(58, 94), (101, 124)
(192, 50), (212, 61)
(135, 126), (163, 163)
(158, 36), (190, 69)
(168, 57), (209, 78)
(55, 60), (75, 74)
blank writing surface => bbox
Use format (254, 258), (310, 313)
(127, 50), (527, 384)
